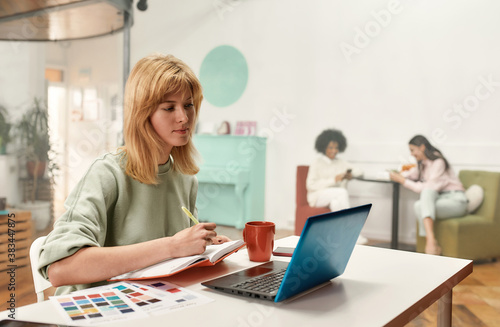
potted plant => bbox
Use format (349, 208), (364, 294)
(15, 98), (58, 230)
(0, 104), (12, 154)
(16, 98), (58, 180)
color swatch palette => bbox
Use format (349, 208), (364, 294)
(112, 283), (164, 312)
(134, 280), (211, 307)
(139, 280), (183, 293)
(50, 281), (213, 324)
(51, 290), (147, 325)
(147, 281), (198, 301)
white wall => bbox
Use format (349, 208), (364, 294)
(0, 41), (46, 121)
(0, 41), (46, 205)
(1, 0), (500, 243)
(130, 0), (500, 242)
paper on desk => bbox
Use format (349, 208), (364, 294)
(70, 281), (214, 318)
(130, 279), (214, 314)
(85, 281), (213, 316)
(50, 288), (147, 325)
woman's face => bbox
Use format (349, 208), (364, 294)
(409, 144), (426, 161)
(325, 141), (339, 160)
(150, 91), (195, 159)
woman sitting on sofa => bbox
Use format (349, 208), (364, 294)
(389, 135), (467, 255)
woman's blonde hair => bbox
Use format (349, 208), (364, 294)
(120, 53), (202, 184)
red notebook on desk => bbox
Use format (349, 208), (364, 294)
(109, 240), (245, 281)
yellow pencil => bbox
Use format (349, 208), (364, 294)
(181, 206), (199, 225)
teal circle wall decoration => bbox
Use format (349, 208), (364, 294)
(199, 45), (248, 107)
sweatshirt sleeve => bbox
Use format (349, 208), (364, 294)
(38, 157), (119, 280)
(403, 159), (448, 193)
(401, 166), (419, 180)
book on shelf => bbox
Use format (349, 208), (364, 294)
(110, 239), (245, 281)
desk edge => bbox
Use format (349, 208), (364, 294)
(384, 260), (473, 327)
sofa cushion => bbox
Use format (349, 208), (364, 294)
(465, 184), (484, 213)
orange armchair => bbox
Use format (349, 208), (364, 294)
(295, 165), (330, 235)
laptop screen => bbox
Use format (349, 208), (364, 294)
(275, 204), (371, 302)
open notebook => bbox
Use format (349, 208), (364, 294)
(110, 239), (245, 281)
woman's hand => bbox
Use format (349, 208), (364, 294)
(344, 170), (353, 180)
(336, 171), (352, 182)
(389, 171), (406, 184)
(170, 223), (217, 257)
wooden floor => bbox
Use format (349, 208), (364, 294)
(1, 227), (499, 326)
(406, 258), (500, 327)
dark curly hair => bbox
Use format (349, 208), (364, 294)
(314, 129), (347, 154)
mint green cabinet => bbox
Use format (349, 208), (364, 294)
(193, 135), (266, 229)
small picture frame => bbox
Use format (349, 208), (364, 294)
(217, 121), (231, 135)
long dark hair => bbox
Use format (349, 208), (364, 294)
(409, 135), (450, 180)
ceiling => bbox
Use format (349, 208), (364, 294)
(0, 0), (133, 41)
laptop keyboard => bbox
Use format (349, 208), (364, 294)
(232, 269), (287, 293)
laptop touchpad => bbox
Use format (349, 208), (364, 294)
(238, 261), (288, 277)
(243, 265), (274, 277)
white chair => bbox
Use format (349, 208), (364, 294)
(29, 236), (53, 302)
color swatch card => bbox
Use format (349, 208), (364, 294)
(102, 282), (170, 314)
(50, 289), (147, 325)
(113, 283), (163, 312)
(132, 279), (213, 313)
(74, 281), (213, 317)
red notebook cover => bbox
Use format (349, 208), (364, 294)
(109, 243), (245, 281)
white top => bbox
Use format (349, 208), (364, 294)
(306, 154), (362, 206)
(1, 236), (472, 327)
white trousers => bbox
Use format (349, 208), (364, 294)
(314, 187), (350, 212)
(414, 189), (468, 237)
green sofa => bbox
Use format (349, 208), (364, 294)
(416, 170), (500, 260)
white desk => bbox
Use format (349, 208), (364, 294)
(0, 236), (472, 327)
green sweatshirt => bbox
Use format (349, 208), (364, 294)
(38, 152), (198, 294)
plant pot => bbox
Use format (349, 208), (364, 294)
(27, 161), (47, 178)
(18, 200), (51, 231)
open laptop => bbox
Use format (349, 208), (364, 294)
(202, 203), (371, 302)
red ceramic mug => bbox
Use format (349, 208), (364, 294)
(243, 221), (275, 262)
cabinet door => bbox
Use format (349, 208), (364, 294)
(194, 135), (266, 228)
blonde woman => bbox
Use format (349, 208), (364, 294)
(39, 54), (229, 294)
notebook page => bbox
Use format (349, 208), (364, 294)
(204, 240), (245, 263)
(110, 254), (204, 280)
